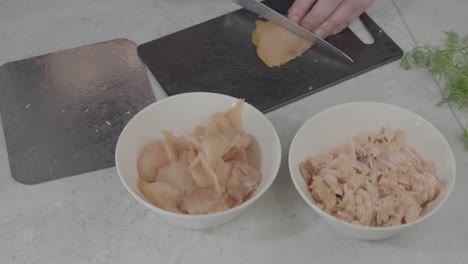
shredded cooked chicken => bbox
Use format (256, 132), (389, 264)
(137, 99), (262, 215)
(300, 127), (443, 227)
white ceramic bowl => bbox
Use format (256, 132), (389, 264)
(289, 102), (456, 240)
(116, 92), (281, 229)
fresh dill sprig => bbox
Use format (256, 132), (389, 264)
(401, 31), (468, 109)
(463, 126), (468, 150)
(401, 31), (468, 149)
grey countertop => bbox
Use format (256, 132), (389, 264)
(1, 0), (467, 263)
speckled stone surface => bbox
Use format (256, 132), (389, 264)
(0, 0), (467, 263)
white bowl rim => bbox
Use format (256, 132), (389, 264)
(288, 101), (457, 231)
(116, 92), (282, 220)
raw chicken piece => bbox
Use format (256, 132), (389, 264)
(252, 20), (313, 67)
(157, 159), (197, 194)
(183, 188), (229, 214)
(225, 99), (244, 133)
(162, 130), (188, 163)
(178, 199), (188, 214)
(234, 132), (252, 150)
(137, 179), (182, 213)
(199, 154), (224, 195)
(222, 192), (242, 208)
(184, 126), (206, 151)
(189, 156), (213, 188)
(187, 145), (198, 163)
(223, 147), (247, 163)
(211, 112), (232, 132)
(189, 154), (234, 193)
(136, 99), (263, 215)
(201, 122), (231, 170)
(137, 140), (170, 182)
(194, 126), (206, 136)
(300, 127), (443, 227)
(209, 100), (245, 137)
(227, 162), (261, 201)
(215, 160), (234, 192)
(246, 137), (262, 170)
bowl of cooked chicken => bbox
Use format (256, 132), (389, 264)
(116, 92), (281, 229)
(289, 102), (456, 240)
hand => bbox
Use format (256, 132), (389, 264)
(287, 0), (374, 38)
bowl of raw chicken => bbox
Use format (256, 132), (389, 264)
(116, 92), (281, 229)
(289, 102), (456, 240)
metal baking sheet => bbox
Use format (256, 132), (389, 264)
(0, 39), (155, 184)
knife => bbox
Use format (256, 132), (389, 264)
(231, 0), (354, 63)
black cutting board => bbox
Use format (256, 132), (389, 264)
(138, 0), (403, 112)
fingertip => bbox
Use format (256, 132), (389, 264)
(288, 14), (300, 24)
(332, 22), (348, 35)
(313, 28), (326, 38)
(301, 22), (314, 32)
(287, 0), (317, 24)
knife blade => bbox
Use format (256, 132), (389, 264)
(231, 0), (354, 63)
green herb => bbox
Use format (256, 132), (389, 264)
(401, 31), (468, 149)
(463, 126), (468, 150)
